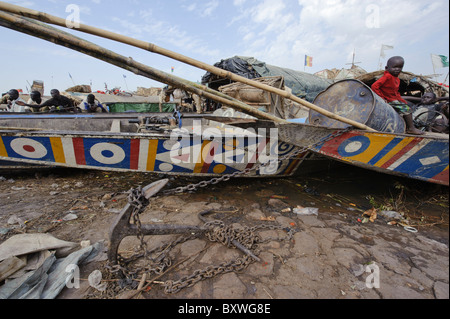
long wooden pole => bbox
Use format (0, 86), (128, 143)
(0, 1), (375, 131)
(0, 12), (287, 123)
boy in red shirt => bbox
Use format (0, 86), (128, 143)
(372, 56), (424, 135)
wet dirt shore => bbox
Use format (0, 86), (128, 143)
(0, 163), (448, 300)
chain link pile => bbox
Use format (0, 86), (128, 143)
(102, 127), (350, 296)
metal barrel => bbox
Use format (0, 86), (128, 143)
(309, 79), (406, 133)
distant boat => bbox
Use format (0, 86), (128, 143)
(64, 91), (179, 113)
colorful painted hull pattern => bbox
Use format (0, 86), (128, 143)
(314, 131), (449, 186)
(0, 134), (302, 177)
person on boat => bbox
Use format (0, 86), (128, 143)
(1, 93), (9, 105)
(5, 89), (27, 112)
(371, 56), (424, 135)
(81, 94), (108, 113)
(37, 89), (79, 113)
(26, 91), (50, 113)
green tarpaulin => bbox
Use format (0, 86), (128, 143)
(108, 103), (176, 113)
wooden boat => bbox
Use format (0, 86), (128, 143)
(212, 78), (449, 186)
(0, 5), (447, 186)
(2, 110), (445, 185)
(277, 123), (449, 186)
(296, 79), (448, 186)
(0, 113), (304, 177)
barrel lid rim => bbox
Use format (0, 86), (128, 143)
(309, 79), (376, 128)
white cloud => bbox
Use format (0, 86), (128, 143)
(109, 10), (221, 59)
(139, 9), (153, 19)
(78, 5), (92, 15)
(185, 3), (197, 12)
(110, 17), (144, 38)
(230, 0), (448, 73)
(251, 0), (286, 24)
(233, 0), (246, 6)
(200, 0), (219, 17)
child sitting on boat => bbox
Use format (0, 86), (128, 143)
(371, 56), (424, 135)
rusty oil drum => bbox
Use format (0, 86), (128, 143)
(309, 79), (406, 133)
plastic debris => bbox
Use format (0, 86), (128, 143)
(11, 186), (26, 191)
(403, 226), (418, 233)
(379, 210), (403, 220)
(362, 208), (377, 223)
(62, 213), (78, 222)
(80, 240), (91, 248)
(7, 215), (25, 227)
(293, 206), (319, 216)
(88, 270), (107, 292)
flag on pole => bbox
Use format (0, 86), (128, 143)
(305, 55), (313, 67)
(68, 73), (75, 85)
(380, 44), (394, 58)
(431, 54), (449, 69)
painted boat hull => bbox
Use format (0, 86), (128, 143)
(1, 113), (447, 185)
(278, 123), (449, 186)
(0, 113), (303, 177)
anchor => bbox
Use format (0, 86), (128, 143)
(108, 179), (261, 265)
(108, 179), (205, 264)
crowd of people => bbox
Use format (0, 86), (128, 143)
(1, 89), (108, 113)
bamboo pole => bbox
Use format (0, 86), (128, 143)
(0, 1), (376, 131)
(0, 12), (287, 123)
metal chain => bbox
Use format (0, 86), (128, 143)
(162, 127), (351, 196)
(105, 127), (350, 294)
(163, 221), (295, 294)
(107, 187), (201, 278)
(129, 186), (150, 259)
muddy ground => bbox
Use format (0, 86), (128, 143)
(0, 163), (448, 300)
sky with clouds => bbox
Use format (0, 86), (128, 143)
(0, 0), (448, 95)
